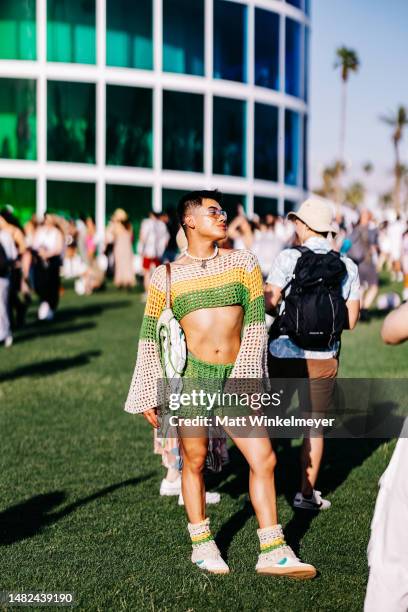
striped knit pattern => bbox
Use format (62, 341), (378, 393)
(188, 518), (214, 548)
(125, 249), (268, 414)
(257, 525), (286, 555)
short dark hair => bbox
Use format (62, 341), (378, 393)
(177, 190), (223, 226)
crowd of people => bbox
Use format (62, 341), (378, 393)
(0, 199), (407, 349)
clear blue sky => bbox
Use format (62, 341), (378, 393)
(310, 0), (408, 195)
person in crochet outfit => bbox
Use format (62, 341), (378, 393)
(125, 190), (316, 578)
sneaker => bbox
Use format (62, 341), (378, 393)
(159, 476), (181, 496)
(45, 309), (54, 321)
(191, 540), (230, 575)
(4, 335), (13, 348)
(293, 490), (331, 511)
(178, 491), (221, 505)
(38, 302), (50, 321)
(256, 544), (316, 579)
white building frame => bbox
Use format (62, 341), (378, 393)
(0, 0), (310, 238)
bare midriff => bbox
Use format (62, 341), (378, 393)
(180, 305), (243, 364)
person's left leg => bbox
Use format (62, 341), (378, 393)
(295, 358), (338, 511)
(223, 428), (316, 578)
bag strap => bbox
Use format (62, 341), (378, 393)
(280, 246), (309, 295)
(165, 263), (171, 309)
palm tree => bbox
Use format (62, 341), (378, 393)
(334, 47), (360, 165)
(362, 161), (374, 175)
(380, 106), (408, 214)
(345, 181), (365, 209)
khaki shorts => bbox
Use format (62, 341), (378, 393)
(268, 355), (338, 419)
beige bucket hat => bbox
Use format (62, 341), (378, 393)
(287, 198), (337, 234)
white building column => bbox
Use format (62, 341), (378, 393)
(36, 0), (47, 218)
(246, 1), (255, 217)
(96, 0), (106, 244)
(153, 0), (163, 211)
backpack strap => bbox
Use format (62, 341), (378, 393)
(281, 245), (310, 295)
(165, 263), (171, 309)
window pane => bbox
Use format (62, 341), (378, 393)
(0, 0), (36, 60)
(47, 180), (95, 218)
(213, 97), (246, 177)
(285, 18), (301, 98)
(106, 184), (152, 239)
(106, 86), (152, 168)
(222, 193), (246, 220)
(47, 0), (96, 64)
(47, 81), (95, 163)
(0, 178), (36, 224)
(162, 189), (185, 211)
(254, 196), (278, 217)
(304, 26), (309, 102)
(106, 0), (152, 70)
(286, 0), (302, 9)
(254, 103), (278, 182)
(303, 114), (308, 190)
(162, 91), (203, 172)
(0, 78), (36, 160)
(255, 9), (279, 91)
(285, 109), (301, 186)
(163, 0), (204, 76)
(305, 0), (311, 16)
(214, 0), (247, 83)
(284, 199), (297, 214)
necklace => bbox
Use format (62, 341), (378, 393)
(185, 245), (219, 269)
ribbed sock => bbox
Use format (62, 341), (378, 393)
(188, 518), (214, 551)
(257, 524), (286, 555)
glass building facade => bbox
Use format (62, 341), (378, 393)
(0, 0), (310, 229)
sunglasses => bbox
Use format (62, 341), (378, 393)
(199, 207), (228, 220)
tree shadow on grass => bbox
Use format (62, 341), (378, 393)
(0, 474), (154, 546)
(15, 322), (97, 344)
(23, 301), (132, 331)
(0, 350), (101, 382)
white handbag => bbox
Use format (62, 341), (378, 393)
(156, 263), (187, 393)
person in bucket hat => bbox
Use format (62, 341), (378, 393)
(265, 197), (360, 511)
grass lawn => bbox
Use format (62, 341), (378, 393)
(0, 280), (407, 611)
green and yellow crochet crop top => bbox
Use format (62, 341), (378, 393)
(125, 249), (268, 413)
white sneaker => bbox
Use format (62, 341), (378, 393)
(256, 544), (316, 579)
(293, 490), (331, 511)
(4, 336), (13, 348)
(191, 540), (229, 575)
(38, 302), (50, 320)
(45, 309), (54, 321)
(178, 491), (221, 506)
(159, 476), (181, 496)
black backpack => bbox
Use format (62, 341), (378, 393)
(270, 246), (348, 350)
(0, 243), (10, 278)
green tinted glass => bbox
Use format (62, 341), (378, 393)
(0, 78), (36, 160)
(0, 0), (36, 60)
(254, 196), (278, 217)
(106, 0), (152, 70)
(0, 178), (36, 224)
(47, 180), (95, 219)
(47, 0), (96, 64)
(106, 85), (152, 168)
(47, 81), (95, 163)
(106, 184), (152, 241)
(162, 91), (204, 172)
(163, 0), (204, 75)
(221, 193), (246, 219)
(213, 96), (246, 177)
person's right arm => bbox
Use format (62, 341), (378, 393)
(381, 302), (408, 345)
(124, 265), (166, 423)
